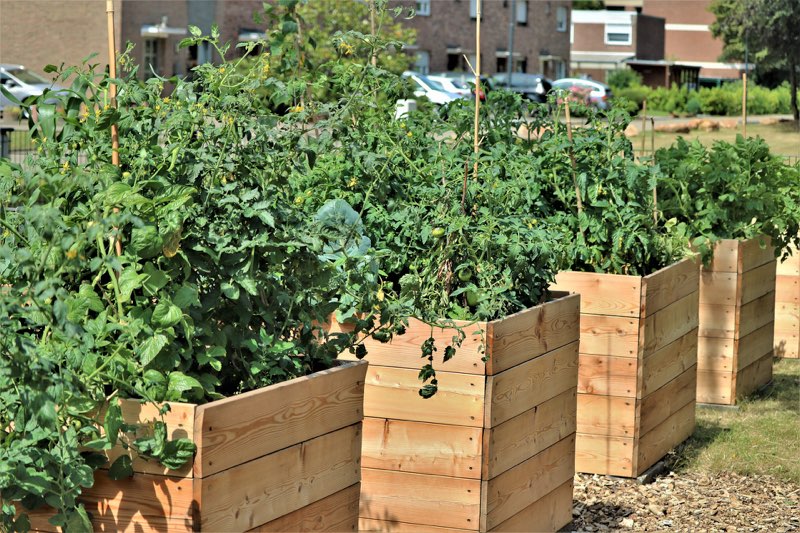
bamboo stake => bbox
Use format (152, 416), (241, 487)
(106, 0), (119, 167)
(472, 0), (482, 184)
(651, 116), (657, 222)
(564, 103), (584, 218)
(640, 99), (647, 157)
(742, 72), (748, 138)
(369, 0), (377, 67)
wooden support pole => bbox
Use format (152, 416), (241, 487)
(106, 0), (119, 167)
(564, 103), (584, 219)
(472, 0), (482, 184)
(640, 99), (647, 157)
(742, 72), (748, 138)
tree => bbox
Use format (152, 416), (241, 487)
(710, 0), (800, 122)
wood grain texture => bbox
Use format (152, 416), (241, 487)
(774, 302), (800, 358)
(364, 366), (485, 427)
(361, 417), (483, 479)
(739, 236), (774, 273)
(194, 360), (366, 478)
(482, 435), (575, 531)
(698, 303), (737, 339)
(576, 393), (636, 438)
(737, 291), (775, 339)
(483, 387), (577, 479)
(643, 257), (699, 316)
(338, 318), (487, 374)
(775, 275), (800, 303)
(485, 293), (580, 375)
(636, 400), (695, 475)
(485, 341), (579, 427)
(740, 261), (776, 305)
(699, 271), (737, 306)
(737, 323), (774, 371)
(734, 353), (773, 399)
(696, 370), (734, 405)
(577, 354), (638, 397)
(697, 336), (734, 373)
(642, 291), (699, 356)
(359, 468), (481, 530)
(575, 433), (634, 477)
(639, 366), (697, 437)
(359, 519), (474, 532)
(249, 483), (359, 533)
(776, 246), (800, 276)
(708, 239), (739, 273)
(552, 271), (642, 317)
(196, 423), (361, 532)
(578, 314), (641, 358)
(488, 479), (573, 533)
(641, 329), (698, 397)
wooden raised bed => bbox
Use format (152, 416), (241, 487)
(697, 237), (776, 404)
(775, 243), (800, 359)
(339, 293), (580, 532)
(551, 258), (699, 477)
(28, 360), (367, 532)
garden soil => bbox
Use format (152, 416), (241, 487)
(565, 471), (799, 532)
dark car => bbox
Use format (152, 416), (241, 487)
(489, 73), (552, 103)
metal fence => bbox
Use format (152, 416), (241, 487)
(0, 125), (35, 164)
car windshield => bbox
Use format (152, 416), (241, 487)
(494, 73), (542, 87)
(447, 79), (469, 89)
(419, 75), (446, 92)
(6, 68), (48, 85)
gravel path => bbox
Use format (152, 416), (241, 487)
(564, 471), (800, 532)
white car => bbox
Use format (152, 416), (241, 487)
(402, 71), (461, 106)
(0, 64), (62, 110)
(426, 74), (472, 98)
(552, 78), (614, 110)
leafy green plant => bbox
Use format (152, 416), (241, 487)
(655, 135), (800, 259)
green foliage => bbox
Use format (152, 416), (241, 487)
(607, 68), (643, 90)
(655, 135), (800, 259)
(616, 85), (649, 114)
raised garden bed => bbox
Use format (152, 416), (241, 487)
(27, 360), (367, 532)
(551, 258), (698, 478)
(340, 293), (580, 532)
(775, 243), (800, 359)
(697, 237), (776, 405)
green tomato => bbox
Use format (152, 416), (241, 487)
(122, 171), (132, 179)
(431, 227), (445, 238)
(466, 288), (481, 306)
(457, 267), (473, 282)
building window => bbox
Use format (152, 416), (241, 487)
(143, 39), (160, 77)
(416, 0), (430, 16)
(414, 51), (430, 74)
(555, 60), (567, 79)
(556, 6), (568, 32)
(516, 1), (528, 24)
(605, 24), (632, 45)
(470, 0), (478, 19)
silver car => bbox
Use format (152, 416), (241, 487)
(0, 64), (60, 110)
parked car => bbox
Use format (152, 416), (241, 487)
(429, 73), (487, 100)
(489, 73), (552, 103)
(402, 71), (462, 106)
(552, 78), (614, 110)
(0, 64), (63, 111)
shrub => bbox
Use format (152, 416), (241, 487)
(616, 86), (650, 114)
(686, 97), (702, 116)
(607, 68), (643, 90)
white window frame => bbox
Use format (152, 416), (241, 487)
(143, 39), (160, 76)
(556, 6), (568, 32)
(416, 0), (430, 16)
(470, 0), (478, 19)
(414, 50), (430, 75)
(605, 23), (632, 45)
(516, 1), (528, 24)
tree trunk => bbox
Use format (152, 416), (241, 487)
(791, 58), (799, 127)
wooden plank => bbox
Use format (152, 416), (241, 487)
(485, 341), (578, 427)
(642, 291), (699, 356)
(196, 423), (361, 531)
(194, 360), (367, 478)
(636, 400), (695, 476)
(27, 504), (192, 533)
(576, 393), (636, 438)
(697, 336), (734, 373)
(578, 314), (640, 358)
(699, 271), (738, 305)
(488, 479), (573, 533)
(737, 291), (775, 339)
(359, 519), (474, 532)
(776, 247), (800, 275)
(708, 239), (739, 273)
(102, 399), (196, 478)
(483, 388), (577, 479)
(575, 433), (634, 477)
(551, 271), (642, 317)
(696, 370), (734, 405)
(338, 317), (486, 374)
(482, 435), (576, 530)
(641, 329), (697, 397)
(250, 483), (359, 533)
(359, 468), (481, 530)
(739, 236), (774, 273)
(577, 354), (638, 397)
(698, 303), (736, 339)
(774, 302), (800, 358)
(364, 366), (485, 427)
(639, 366), (696, 437)
(737, 322), (774, 371)
(485, 293), (580, 375)
(643, 257), (699, 316)
(775, 275), (800, 303)
(735, 353), (773, 400)
(361, 417), (483, 479)
(740, 261), (776, 305)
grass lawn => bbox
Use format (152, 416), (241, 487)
(675, 357), (800, 483)
(631, 121), (800, 160)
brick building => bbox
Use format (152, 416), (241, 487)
(397, 0), (571, 80)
